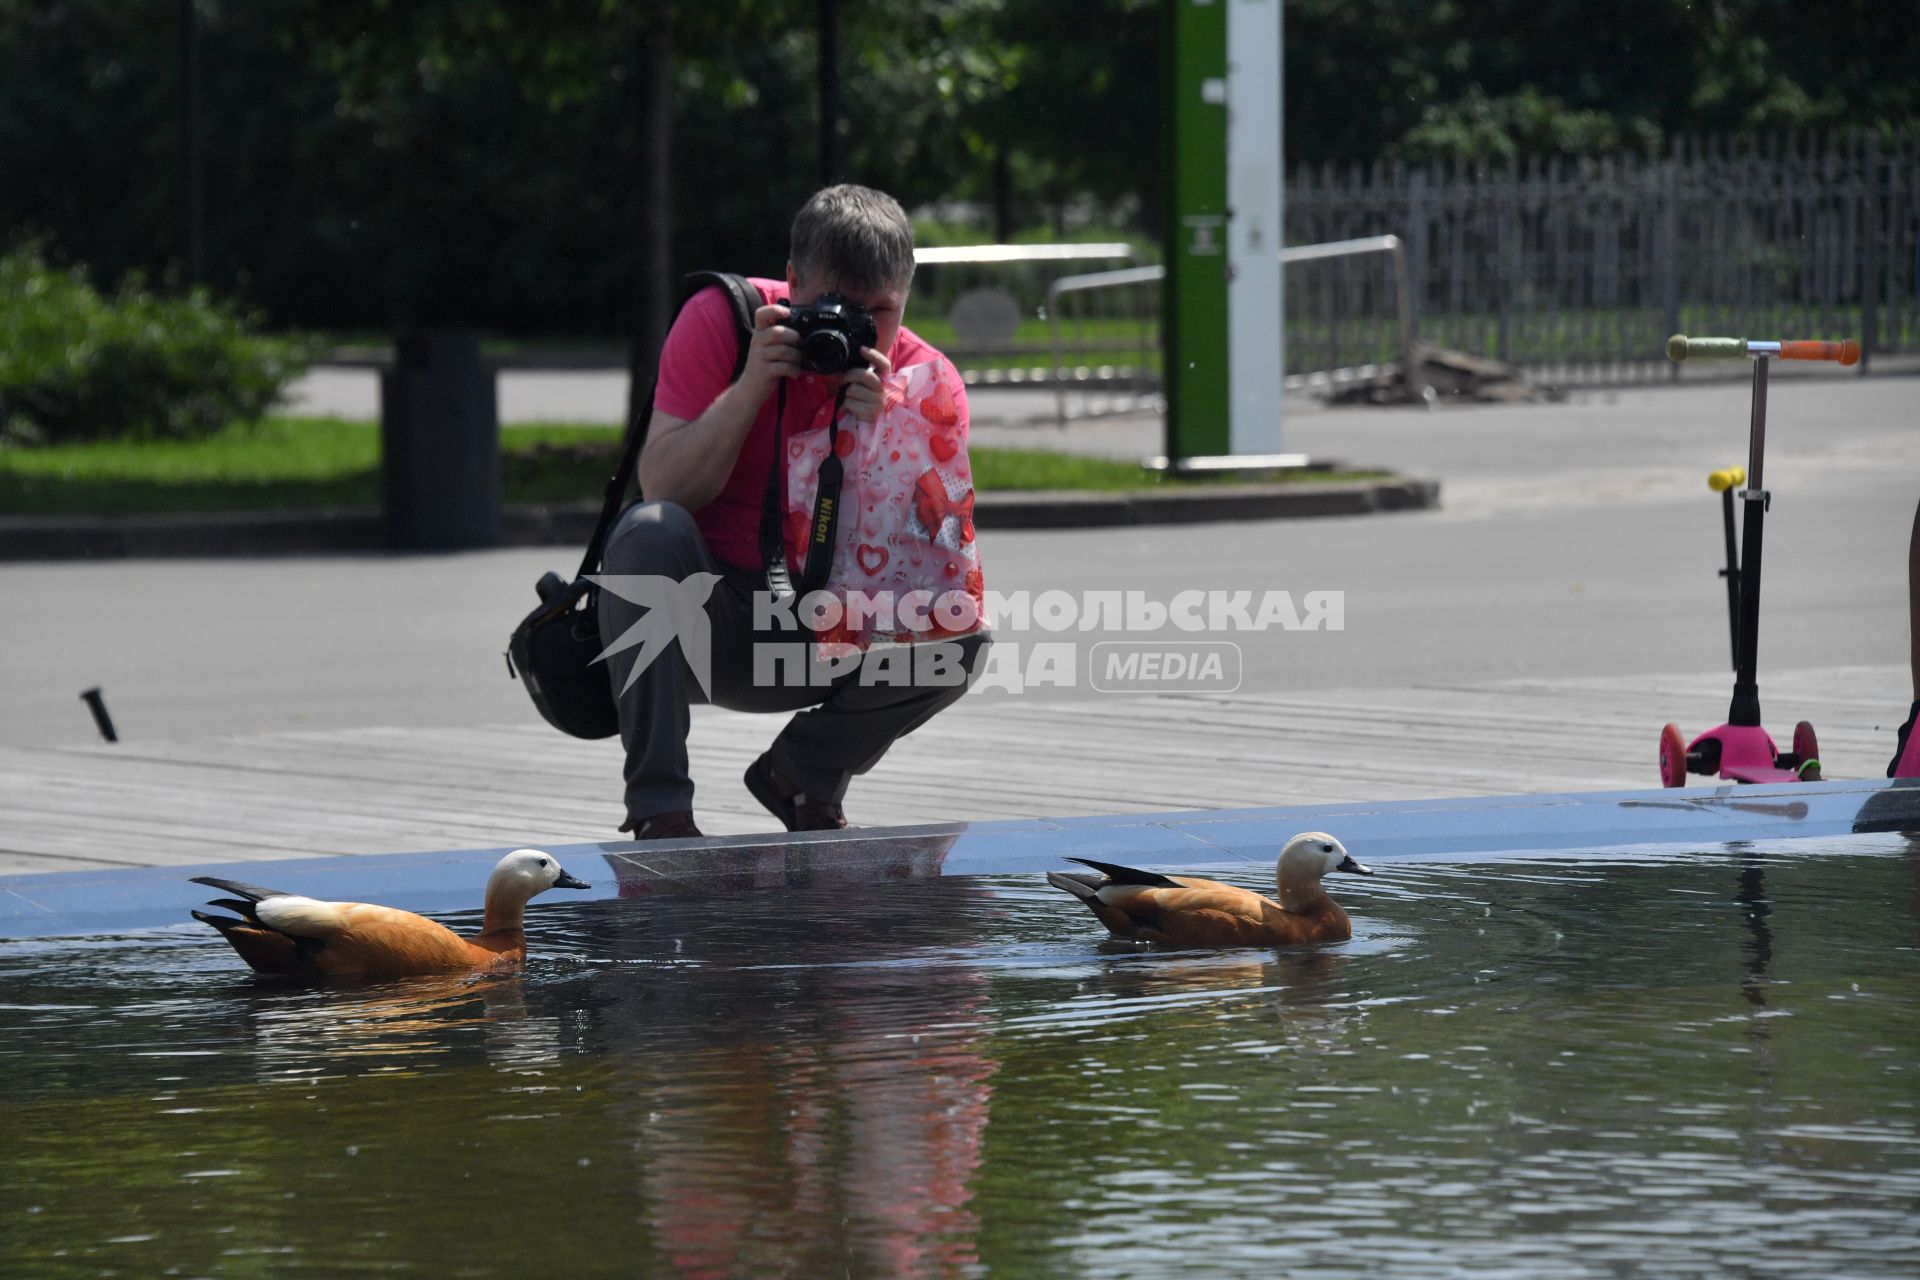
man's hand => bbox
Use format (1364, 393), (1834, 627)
(840, 346), (893, 423)
(742, 303), (801, 396)
(637, 302), (797, 510)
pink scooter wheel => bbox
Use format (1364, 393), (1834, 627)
(1659, 723), (1688, 788)
(1792, 721), (1821, 780)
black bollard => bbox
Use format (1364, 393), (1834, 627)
(380, 331), (501, 550)
(80, 687), (118, 742)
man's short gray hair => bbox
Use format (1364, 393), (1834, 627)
(790, 184), (916, 294)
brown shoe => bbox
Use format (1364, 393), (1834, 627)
(744, 754), (848, 832)
(628, 809), (703, 840)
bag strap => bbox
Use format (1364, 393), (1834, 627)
(759, 381), (796, 604)
(573, 270), (761, 582)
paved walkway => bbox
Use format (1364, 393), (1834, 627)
(0, 664), (1904, 874)
(3, 370), (1911, 875)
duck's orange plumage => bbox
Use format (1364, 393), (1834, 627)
(1047, 831), (1371, 949)
(190, 849), (589, 980)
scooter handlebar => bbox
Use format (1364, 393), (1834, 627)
(1708, 467), (1746, 492)
(1667, 334), (1861, 365)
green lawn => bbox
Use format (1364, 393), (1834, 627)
(0, 416), (1381, 518)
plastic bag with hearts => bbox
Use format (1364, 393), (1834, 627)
(781, 356), (986, 651)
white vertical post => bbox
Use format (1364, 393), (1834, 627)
(1226, 0), (1283, 455)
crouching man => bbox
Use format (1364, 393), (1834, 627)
(599, 184), (988, 839)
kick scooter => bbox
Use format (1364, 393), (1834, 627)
(1657, 333), (1859, 787)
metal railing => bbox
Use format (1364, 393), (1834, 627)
(1043, 264), (1165, 421)
(910, 243), (1140, 386)
(1045, 234), (1415, 423)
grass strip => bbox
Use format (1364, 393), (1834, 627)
(0, 416), (1383, 517)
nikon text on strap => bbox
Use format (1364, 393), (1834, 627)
(758, 350), (854, 607)
(798, 388), (851, 597)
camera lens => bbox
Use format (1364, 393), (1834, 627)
(802, 329), (853, 373)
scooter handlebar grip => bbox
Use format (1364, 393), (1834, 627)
(1667, 334), (1746, 362)
(1707, 467), (1746, 492)
(1778, 339), (1860, 365)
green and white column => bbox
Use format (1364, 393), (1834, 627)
(1163, 0), (1284, 462)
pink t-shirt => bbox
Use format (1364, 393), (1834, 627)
(652, 276), (964, 571)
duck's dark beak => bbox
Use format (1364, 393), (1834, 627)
(554, 871), (590, 890)
(1336, 854), (1373, 876)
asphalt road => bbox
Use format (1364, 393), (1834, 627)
(3, 373), (1913, 747)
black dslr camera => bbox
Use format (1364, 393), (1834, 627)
(784, 293), (878, 374)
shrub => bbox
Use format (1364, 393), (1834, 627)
(0, 245), (319, 445)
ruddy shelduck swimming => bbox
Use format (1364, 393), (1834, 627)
(190, 849), (590, 979)
(1047, 831), (1372, 948)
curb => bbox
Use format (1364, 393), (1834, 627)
(0, 477), (1438, 561)
(976, 478), (1438, 529)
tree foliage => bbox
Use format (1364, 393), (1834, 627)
(0, 0), (1911, 335)
(0, 245), (316, 444)
(1284, 0), (1920, 165)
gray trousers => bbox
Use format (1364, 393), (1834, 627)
(597, 500), (988, 830)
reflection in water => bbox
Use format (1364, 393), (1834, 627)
(238, 973), (563, 1076)
(1618, 794), (1810, 820)
(2, 836), (1919, 1278)
(1735, 843), (1773, 1006)
(1732, 846), (1785, 1171)
(582, 835), (996, 1278)
(625, 961), (995, 1280)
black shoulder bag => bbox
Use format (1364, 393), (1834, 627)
(506, 271), (761, 739)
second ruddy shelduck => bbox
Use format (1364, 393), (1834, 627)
(1047, 831), (1372, 948)
(190, 848), (590, 980)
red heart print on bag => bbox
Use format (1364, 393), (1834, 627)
(919, 377), (958, 427)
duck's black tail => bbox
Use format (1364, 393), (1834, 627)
(188, 875), (288, 903)
(200, 897), (262, 923)
(1064, 857), (1182, 887)
(1046, 870), (1104, 901)
(191, 908), (246, 937)
(190, 907), (308, 975)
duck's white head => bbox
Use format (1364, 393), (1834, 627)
(487, 849), (591, 906)
(1277, 832), (1372, 884)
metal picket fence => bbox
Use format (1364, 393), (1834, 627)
(1287, 132), (1920, 383)
(922, 133), (1916, 399)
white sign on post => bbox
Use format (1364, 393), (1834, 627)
(1225, 0), (1283, 456)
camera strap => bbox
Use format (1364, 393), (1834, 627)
(799, 388), (850, 597)
(759, 382), (852, 609)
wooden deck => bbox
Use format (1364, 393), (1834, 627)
(0, 664), (1904, 875)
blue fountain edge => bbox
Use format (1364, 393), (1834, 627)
(2, 778), (1915, 941)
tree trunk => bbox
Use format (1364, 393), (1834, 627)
(992, 139), (1013, 242)
(626, 10), (675, 427)
(817, 0), (842, 186)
